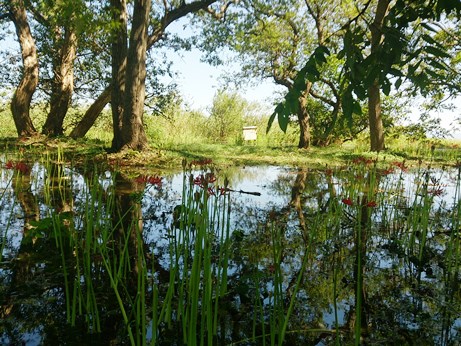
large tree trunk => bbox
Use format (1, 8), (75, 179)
(9, 0), (39, 137)
(119, 0), (151, 151)
(368, 0), (390, 152)
(42, 28), (77, 136)
(110, 0), (128, 151)
(368, 81), (384, 151)
(297, 85), (312, 149)
(69, 88), (111, 139)
(69, 0), (216, 140)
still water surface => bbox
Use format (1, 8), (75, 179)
(1, 159), (460, 345)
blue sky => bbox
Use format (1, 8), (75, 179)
(163, 46), (282, 112)
(165, 20), (460, 138)
(2, 19), (460, 138)
(162, 19), (283, 113)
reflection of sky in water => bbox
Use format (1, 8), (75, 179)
(1, 160), (461, 342)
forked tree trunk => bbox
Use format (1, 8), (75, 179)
(9, 0), (39, 137)
(368, 0), (390, 152)
(70, 0), (216, 141)
(120, 0), (151, 151)
(42, 28), (77, 136)
(110, 0), (128, 151)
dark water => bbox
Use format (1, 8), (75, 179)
(1, 158), (460, 345)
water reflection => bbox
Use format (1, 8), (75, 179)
(1, 158), (460, 345)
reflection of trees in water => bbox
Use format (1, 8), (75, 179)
(1, 163), (461, 344)
(227, 167), (461, 344)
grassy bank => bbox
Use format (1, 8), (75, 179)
(1, 134), (461, 174)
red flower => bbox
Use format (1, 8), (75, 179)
(392, 161), (407, 172)
(353, 157), (365, 165)
(5, 161), (14, 169)
(205, 172), (216, 183)
(147, 175), (162, 186)
(325, 169), (333, 176)
(193, 175), (204, 187)
(428, 188), (444, 196)
(365, 201), (377, 208)
(15, 162), (29, 173)
(207, 187), (215, 196)
(383, 167), (395, 175)
(218, 186), (227, 196)
(135, 175), (162, 186)
(342, 198), (354, 206)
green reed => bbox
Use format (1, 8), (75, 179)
(4, 147), (461, 345)
(147, 163), (233, 345)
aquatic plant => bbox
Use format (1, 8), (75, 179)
(1, 148), (461, 345)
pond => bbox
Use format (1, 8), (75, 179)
(1, 153), (460, 345)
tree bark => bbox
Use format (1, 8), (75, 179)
(9, 0), (39, 137)
(119, 0), (151, 151)
(42, 27), (77, 136)
(69, 0), (217, 140)
(368, 80), (384, 152)
(69, 88), (111, 139)
(297, 84), (312, 149)
(368, 0), (390, 152)
(110, 0), (128, 151)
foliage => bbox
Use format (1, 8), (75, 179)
(196, 0), (352, 148)
(206, 90), (247, 143)
(339, 1), (461, 124)
(267, 45), (331, 133)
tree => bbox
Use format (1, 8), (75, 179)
(6, 0), (39, 137)
(367, 0), (389, 152)
(2, 0), (232, 150)
(118, 0), (151, 151)
(40, 12), (78, 136)
(198, 0), (352, 149)
(208, 90), (246, 142)
(340, 0), (461, 151)
(91, 0), (231, 151)
(21, 0), (102, 137)
(272, 0), (460, 152)
(109, 0), (127, 150)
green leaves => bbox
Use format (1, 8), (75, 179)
(267, 45), (330, 133)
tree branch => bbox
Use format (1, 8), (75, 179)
(204, 0), (234, 20)
(148, 0), (220, 47)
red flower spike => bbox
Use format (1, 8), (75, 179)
(5, 161), (14, 169)
(342, 198), (354, 206)
(15, 162), (29, 173)
(366, 201), (377, 208)
(147, 176), (162, 186)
